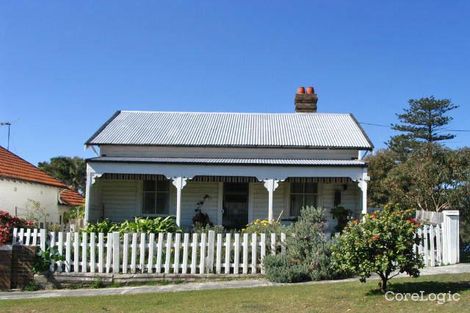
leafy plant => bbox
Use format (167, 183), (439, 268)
(82, 217), (181, 234)
(33, 246), (65, 273)
(331, 206), (424, 292)
(119, 216), (181, 234)
(81, 219), (119, 234)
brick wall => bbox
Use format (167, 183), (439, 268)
(0, 244), (36, 290)
(0, 246), (13, 289)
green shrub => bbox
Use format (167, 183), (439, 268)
(264, 254), (309, 283)
(263, 206), (341, 283)
(287, 206), (341, 281)
(331, 206), (424, 292)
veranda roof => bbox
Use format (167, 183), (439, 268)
(87, 156), (367, 167)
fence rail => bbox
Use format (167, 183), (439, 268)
(12, 229), (286, 275)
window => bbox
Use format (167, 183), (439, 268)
(290, 182), (318, 217)
(143, 180), (170, 215)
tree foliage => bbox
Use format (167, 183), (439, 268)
(38, 156), (86, 194)
(332, 207), (423, 292)
(366, 149), (397, 208)
(388, 96), (458, 158)
(368, 145), (469, 213)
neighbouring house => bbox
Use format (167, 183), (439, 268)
(84, 87), (373, 232)
(0, 146), (84, 226)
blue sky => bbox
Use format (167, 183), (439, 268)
(1, 1), (469, 165)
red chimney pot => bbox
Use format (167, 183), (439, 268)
(306, 86), (315, 94)
(296, 87), (305, 94)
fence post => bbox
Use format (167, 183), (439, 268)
(12, 228), (17, 244)
(39, 229), (47, 251)
(112, 232), (120, 273)
(207, 230), (215, 273)
(442, 210), (460, 265)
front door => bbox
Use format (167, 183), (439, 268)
(222, 183), (249, 229)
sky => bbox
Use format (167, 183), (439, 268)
(1, 1), (469, 165)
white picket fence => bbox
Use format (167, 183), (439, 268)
(12, 228), (286, 275)
(415, 210), (460, 266)
(415, 224), (442, 267)
(12, 210), (460, 275)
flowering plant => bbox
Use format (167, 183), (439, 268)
(0, 210), (34, 245)
(242, 219), (285, 234)
(331, 206), (423, 292)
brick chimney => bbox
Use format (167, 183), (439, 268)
(295, 86), (318, 113)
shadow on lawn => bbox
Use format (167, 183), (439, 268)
(366, 279), (470, 296)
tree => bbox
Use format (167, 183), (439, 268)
(385, 144), (459, 212)
(447, 147), (470, 242)
(388, 96), (458, 157)
(366, 149), (397, 208)
(38, 157), (86, 194)
(332, 207), (423, 292)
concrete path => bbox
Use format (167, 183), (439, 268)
(1, 263), (469, 301)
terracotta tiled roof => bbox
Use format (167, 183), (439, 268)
(59, 188), (84, 206)
(0, 145), (67, 188)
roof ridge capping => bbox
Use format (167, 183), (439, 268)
(119, 110), (351, 115)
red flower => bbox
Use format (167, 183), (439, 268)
(0, 210), (33, 245)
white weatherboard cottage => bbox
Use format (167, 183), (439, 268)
(84, 87), (373, 231)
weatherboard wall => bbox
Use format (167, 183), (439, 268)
(88, 179), (361, 230)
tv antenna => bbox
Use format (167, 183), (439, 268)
(0, 122), (11, 150)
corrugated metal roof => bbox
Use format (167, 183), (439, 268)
(88, 156), (366, 167)
(86, 111), (373, 149)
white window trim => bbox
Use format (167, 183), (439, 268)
(287, 181), (320, 218)
(141, 180), (171, 216)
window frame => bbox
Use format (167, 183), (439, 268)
(142, 180), (170, 216)
(288, 182), (319, 217)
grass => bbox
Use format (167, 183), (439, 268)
(1, 273), (469, 313)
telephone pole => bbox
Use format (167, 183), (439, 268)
(0, 122), (11, 150)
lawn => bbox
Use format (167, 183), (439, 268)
(1, 273), (469, 313)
